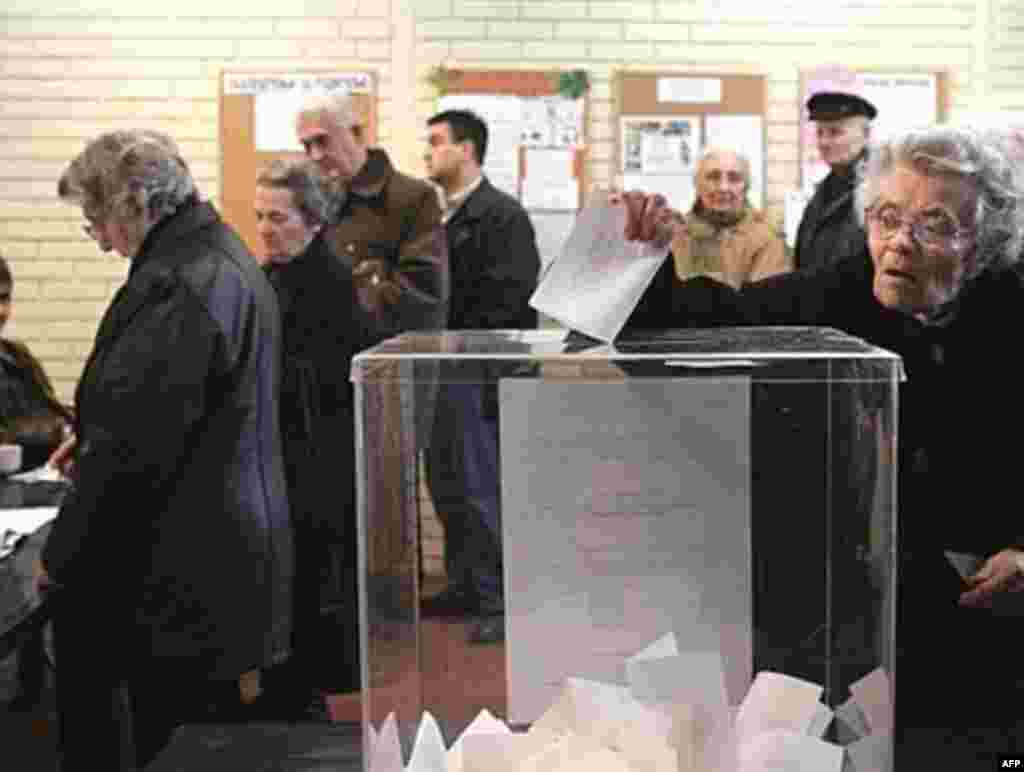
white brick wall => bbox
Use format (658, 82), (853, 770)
(0, 2), (415, 401)
(0, 0), (1021, 408)
(414, 0), (1024, 237)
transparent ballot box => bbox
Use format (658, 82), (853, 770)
(352, 328), (900, 770)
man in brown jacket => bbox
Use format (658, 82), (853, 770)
(671, 147), (790, 288)
(296, 93), (448, 339)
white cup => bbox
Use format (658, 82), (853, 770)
(0, 443), (23, 474)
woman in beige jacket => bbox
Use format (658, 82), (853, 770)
(671, 147), (790, 288)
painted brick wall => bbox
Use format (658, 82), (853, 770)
(0, 1), (411, 403)
(414, 0), (1024, 221)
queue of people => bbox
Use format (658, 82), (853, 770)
(3, 82), (1023, 770)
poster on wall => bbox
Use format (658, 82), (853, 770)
(521, 96), (584, 148)
(621, 116), (701, 213)
(224, 72), (373, 153)
(621, 115), (700, 175)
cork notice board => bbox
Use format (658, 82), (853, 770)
(617, 72), (767, 211)
(219, 70), (377, 255)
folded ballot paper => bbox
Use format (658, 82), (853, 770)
(368, 633), (893, 772)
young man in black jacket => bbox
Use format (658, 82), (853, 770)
(422, 109), (541, 644)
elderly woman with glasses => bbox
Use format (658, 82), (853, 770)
(40, 129), (293, 771)
(621, 125), (1024, 766)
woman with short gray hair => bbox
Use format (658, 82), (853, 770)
(43, 129), (293, 770)
(621, 124), (1024, 765)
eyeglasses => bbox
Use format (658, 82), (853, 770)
(81, 213), (108, 241)
(866, 205), (971, 248)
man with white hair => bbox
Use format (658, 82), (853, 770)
(795, 91), (877, 271)
(295, 93), (447, 334)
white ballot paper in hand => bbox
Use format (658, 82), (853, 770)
(529, 203), (670, 342)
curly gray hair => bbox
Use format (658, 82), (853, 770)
(856, 125), (1024, 277)
(58, 129), (195, 249)
(256, 159), (333, 226)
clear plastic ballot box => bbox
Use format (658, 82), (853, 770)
(351, 327), (900, 768)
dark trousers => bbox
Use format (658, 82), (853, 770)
(425, 382), (503, 609)
(53, 617), (248, 771)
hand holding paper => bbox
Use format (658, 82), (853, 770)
(528, 203), (670, 341)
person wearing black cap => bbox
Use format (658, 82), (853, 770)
(794, 91), (878, 271)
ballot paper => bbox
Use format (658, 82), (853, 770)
(833, 699), (871, 745)
(736, 729), (843, 772)
(406, 712), (446, 772)
(462, 731), (568, 772)
(733, 672), (824, 741)
(844, 731), (891, 772)
(848, 668), (892, 736)
(626, 633), (730, 713)
(0, 506), (58, 559)
(805, 703), (834, 739)
(367, 713), (404, 772)
(528, 203), (670, 342)
(944, 550), (984, 581)
(446, 709), (511, 772)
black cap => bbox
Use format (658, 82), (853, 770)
(806, 91), (878, 121)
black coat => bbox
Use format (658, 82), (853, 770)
(629, 253), (1024, 731)
(43, 200), (293, 681)
(793, 158), (869, 272)
(445, 177), (540, 331)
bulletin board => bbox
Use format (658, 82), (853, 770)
(436, 69), (589, 210)
(219, 70), (377, 256)
(799, 68), (949, 188)
(616, 72), (767, 212)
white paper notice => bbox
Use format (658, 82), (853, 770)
(521, 96), (584, 148)
(705, 114), (764, 210)
(622, 116), (700, 175)
(522, 148), (578, 210)
(240, 73), (371, 153)
(528, 204), (668, 341)
(657, 77), (723, 104)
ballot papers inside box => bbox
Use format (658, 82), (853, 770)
(352, 328), (901, 771)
